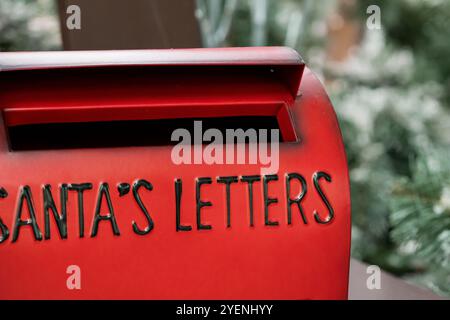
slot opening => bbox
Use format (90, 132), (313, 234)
(7, 115), (285, 151)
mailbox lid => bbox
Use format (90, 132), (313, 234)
(0, 47), (305, 148)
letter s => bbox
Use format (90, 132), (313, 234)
(132, 179), (154, 235)
(313, 171), (334, 224)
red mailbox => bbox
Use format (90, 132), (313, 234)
(0, 47), (350, 299)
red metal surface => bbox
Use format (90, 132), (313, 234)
(0, 47), (350, 299)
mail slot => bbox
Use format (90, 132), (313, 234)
(0, 47), (350, 299)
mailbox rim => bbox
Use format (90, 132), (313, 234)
(0, 46), (303, 72)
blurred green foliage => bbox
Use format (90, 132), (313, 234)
(348, 0), (450, 295)
(358, 0), (450, 103)
(0, 0), (61, 51)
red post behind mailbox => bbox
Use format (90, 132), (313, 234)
(0, 47), (351, 299)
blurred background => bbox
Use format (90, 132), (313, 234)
(1, 0), (449, 297)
